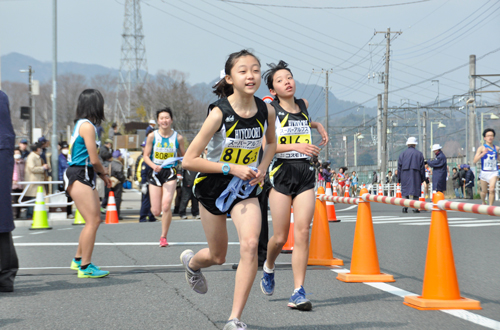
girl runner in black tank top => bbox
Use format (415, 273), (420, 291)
(259, 60), (328, 312)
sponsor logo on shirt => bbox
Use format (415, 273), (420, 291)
(225, 115), (235, 122)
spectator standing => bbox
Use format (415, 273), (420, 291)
(12, 148), (25, 219)
(452, 167), (463, 198)
(385, 171), (393, 184)
(463, 165), (475, 199)
(0, 89), (19, 292)
(100, 142), (113, 213)
(108, 123), (120, 141)
(95, 125), (104, 140)
(136, 141), (156, 222)
(397, 137), (425, 213)
(391, 169), (399, 184)
(459, 164), (466, 197)
(19, 139), (30, 159)
(371, 171), (379, 194)
(179, 168), (200, 219)
(321, 162), (332, 183)
(427, 144), (447, 193)
(58, 141), (73, 218)
(110, 150), (126, 220)
(25, 143), (49, 218)
(351, 171), (358, 197)
(145, 119), (156, 136)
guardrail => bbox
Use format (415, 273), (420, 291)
(12, 181), (74, 207)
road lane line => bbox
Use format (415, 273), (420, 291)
(14, 242), (241, 247)
(450, 223), (500, 228)
(29, 231), (48, 235)
(330, 268), (500, 329)
(13, 236), (23, 239)
(375, 217), (476, 224)
(57, 228), (74, 230)
(401, 220), (500, 226)
(336, 205), (358, 212)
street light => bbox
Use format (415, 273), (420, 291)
(354, 133), (364, 167)
(481, 113), (499, 144)
(430, 121), (446, 148)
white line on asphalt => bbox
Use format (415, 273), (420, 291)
(14, 242), (241, 247)
(374, 217), (476, 225)
(19, 261), (292, 271)
(29, 231), (48, 235)
(341, 216), (426, 223)
(329, 268), (500, 330)
(57, 228), (74, 230)
(336, 205), (358, 212)
(401, 220), (500, 226)
(450, 223), (500, 228)
(13, 236), (23, 239)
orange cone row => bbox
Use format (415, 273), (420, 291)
(324, 184), (340, 222)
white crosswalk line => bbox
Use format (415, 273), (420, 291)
(450, 223), (500, 228)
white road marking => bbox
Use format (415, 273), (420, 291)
(374, 217), (476, 225)
(29, 231), (48, 235)
(13, 236), (23, 239)
(57, 228), (74, 230)
(14, 242), (241, 247)
(330, 267), (500, 330)
(336, 205), (358, 212)
(450, 223), (500, 228)
(402, 220), (500, 226)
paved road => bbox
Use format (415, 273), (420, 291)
(4, 191), (500, 329)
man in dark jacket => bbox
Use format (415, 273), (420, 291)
(178, 169), (199, 219)
(0, 90), (19, 292)
(459, 164), (466, 197)
(427, 144), (447, 193)
(398, 137), (425, 213)
(463, 165), (475, 199)
(110, 150), (126, 220)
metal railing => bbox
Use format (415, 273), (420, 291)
(12, 181), (74, 207)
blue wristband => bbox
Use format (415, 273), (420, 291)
(222, 163), (230, 175)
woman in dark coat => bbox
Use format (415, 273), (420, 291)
(427, 144), (447, 193)
(397, 137), (425, 213)
(0, 90), (19, 292)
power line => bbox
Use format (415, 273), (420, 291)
(218, 0), (431, 9)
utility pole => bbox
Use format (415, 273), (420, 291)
(417, 102), (422, 152)
(377, 94), (382, 171)
(313, 68), (332, 161)
(20, 66), (34, 143)
(468, 55), (477, 165)
(51, 0), (59, 186)
(375, 28), (402, 180)
(422, 111), (427, 158)
(344, 135), (347, 167)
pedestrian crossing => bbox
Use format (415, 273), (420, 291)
(337, 215), (500, 227)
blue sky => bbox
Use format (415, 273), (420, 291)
(1, 0), (499, 108)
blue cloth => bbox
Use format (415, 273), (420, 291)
(464, 170), (475, 187)
(58, 153), (69, 181)
(159, 157), (183, 171)
(216, 167), (258, 213)
(0, 91), (15, 233)
(427, 151), (447, 192)
(397, 146), (425, 196)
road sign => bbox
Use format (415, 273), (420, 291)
(20, 106), (30, 120)
(262, 96), (273, 104)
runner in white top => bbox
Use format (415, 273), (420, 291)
(473, 128), (500, 206)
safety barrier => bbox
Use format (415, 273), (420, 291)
(315, 189), (487, 310)
(11, 180), (74, 207)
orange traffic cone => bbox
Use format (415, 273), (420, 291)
(332, 184), (338, 197)
(105, 191), (119, 224)
(281, 207), (294, 254)
(419, 183), (426, 210)
(403, 192), (481, 310)
(344, 184), (350, 197)
(337, 188), (394, 282)
(378, 183), (383, 196)
(308, 197), (343, 266)
(396, 183), (402, 198)
(325, 183), (340, 222)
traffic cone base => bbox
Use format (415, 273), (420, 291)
(403, 296), (481, 310)
(337, 188), (393, 282)
(337, 272), (394, 282)
(403, 192), (481, 310)
(30, 186), (52, 230)
(72, 209), (86, 225)
(308, 198), (343, 266)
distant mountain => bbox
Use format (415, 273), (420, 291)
(1, 52), (374, 119)
(1, 52), (120, 83)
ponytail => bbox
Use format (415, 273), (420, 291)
(212, 78), (234, 98)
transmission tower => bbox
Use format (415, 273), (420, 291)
(115, 0), (148, 123)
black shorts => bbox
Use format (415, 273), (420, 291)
(193, 173), (261, 215)
(149, 167), (177, 187)
(269, 159), (315, 199)
(63, 166), (96, 197)
(425, 178), (430, 184)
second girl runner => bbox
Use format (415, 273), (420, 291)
(143, 108), (185, 247)
(260, 60), (328, 311)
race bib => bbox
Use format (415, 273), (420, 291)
(219, 138), (261, 166)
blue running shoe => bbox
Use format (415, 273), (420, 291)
(260, 270), (275, 296)
(70, 258), (81, 271)
(78, 263), (109, 278)
(288, 286), (312, 311)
